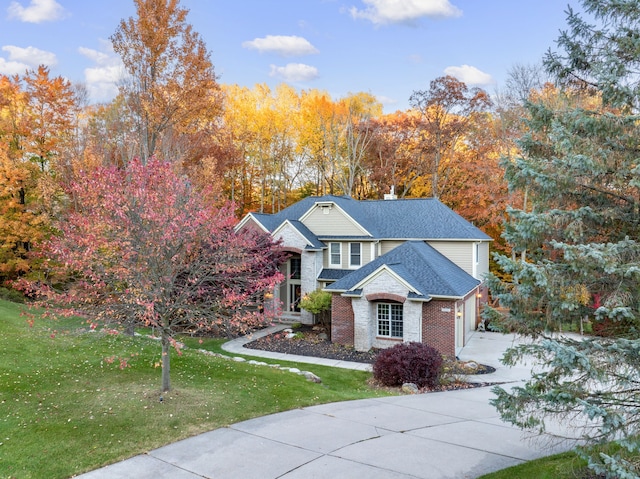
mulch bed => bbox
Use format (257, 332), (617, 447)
(244, 325), (497, 377)
(246, 326), (378, 363)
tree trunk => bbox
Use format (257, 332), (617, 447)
(161, 334), (171, 392)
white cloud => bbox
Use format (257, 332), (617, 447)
(350, 0), (461, 25)
(0, 44), (57, 75)
(444, 64), (494, 85)
(269, 63), (319, 82)
(0, 57), (30, 75)
(2, 45), (57, 67)
(242, 35), (319, 57)
(78, 43), (124, 103)
(376, 94), (397, 109)
(7, 0), (66, 23)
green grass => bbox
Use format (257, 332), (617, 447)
(478, 441), (638, 479)
(477, 451), (589, 479)
(0, 300), (392, 478)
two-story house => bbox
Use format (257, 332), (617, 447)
(236, 195), (492, 357)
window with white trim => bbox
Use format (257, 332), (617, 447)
(377, 303), (403, 338)
(349, 242), (361, 267)
(329, 242), (341, 266)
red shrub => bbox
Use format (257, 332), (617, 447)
(373, 342), (443, 388)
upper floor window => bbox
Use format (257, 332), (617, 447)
(475, 243), (480, 264)
(329, 242), (341, 266)
(349, 242), (361, 267)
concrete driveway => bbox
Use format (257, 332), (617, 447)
(76, 332), (575, 479)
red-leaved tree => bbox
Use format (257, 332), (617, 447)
(26, 158), (285, 391)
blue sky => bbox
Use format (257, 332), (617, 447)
(1, 0), (576, 113)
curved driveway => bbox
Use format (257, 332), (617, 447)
(77, 332), (575, 479)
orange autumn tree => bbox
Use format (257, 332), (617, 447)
(362, 110), (427, 198)
(409, 76), (492, 198)
(22, 65), (77, 174)
(437, 113), (513, 253)
(0, 69), (78, 283)
(111, 0), (221, 163)
(0, 142), (45, 281)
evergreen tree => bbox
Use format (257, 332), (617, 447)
(486, 2), (640, 476)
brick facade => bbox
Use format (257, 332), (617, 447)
(422, 300), (456, 357)
(331, 294), (354, 345)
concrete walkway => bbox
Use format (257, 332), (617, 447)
(76, 331), (574, 479)
(220, 324), (374, 371)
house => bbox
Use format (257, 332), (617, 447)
(236, 195), (492, 357)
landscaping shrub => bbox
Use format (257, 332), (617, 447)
(0, 286), (25, 303)
(373, 342), (443, 388)
(299, 289), (332, 338)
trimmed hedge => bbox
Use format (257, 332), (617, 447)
(373, 341), (443, 388)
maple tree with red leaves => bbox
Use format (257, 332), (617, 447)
(23, 158), (285, 392)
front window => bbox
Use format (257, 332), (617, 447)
(330, 242), (341, 266)
(377, 303), (403, 338)
(349, 242), (361, 267)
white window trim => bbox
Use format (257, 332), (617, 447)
(329, 242), (341, 267)
(377, 303), (403, 338)
(349, 242), (362, 268)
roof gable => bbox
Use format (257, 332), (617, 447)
(299, 200), (371, 237)
(351, 264), (428, 300)
(325, 241), (480, 299)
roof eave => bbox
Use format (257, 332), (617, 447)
(407, 296), (432, 303)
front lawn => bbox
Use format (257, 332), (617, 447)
(0, 300), (391, 478)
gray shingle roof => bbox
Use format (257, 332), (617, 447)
(287, 220), (325, 249)
(317, 269), (353, 281)
(325, 241), (480, 299)
(247, 195), (491, 241)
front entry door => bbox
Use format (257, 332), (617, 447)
(282, 254), (301, 314)
(290, 284), (301, 312)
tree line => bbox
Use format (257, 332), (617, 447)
(0, 0), (533, 285)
